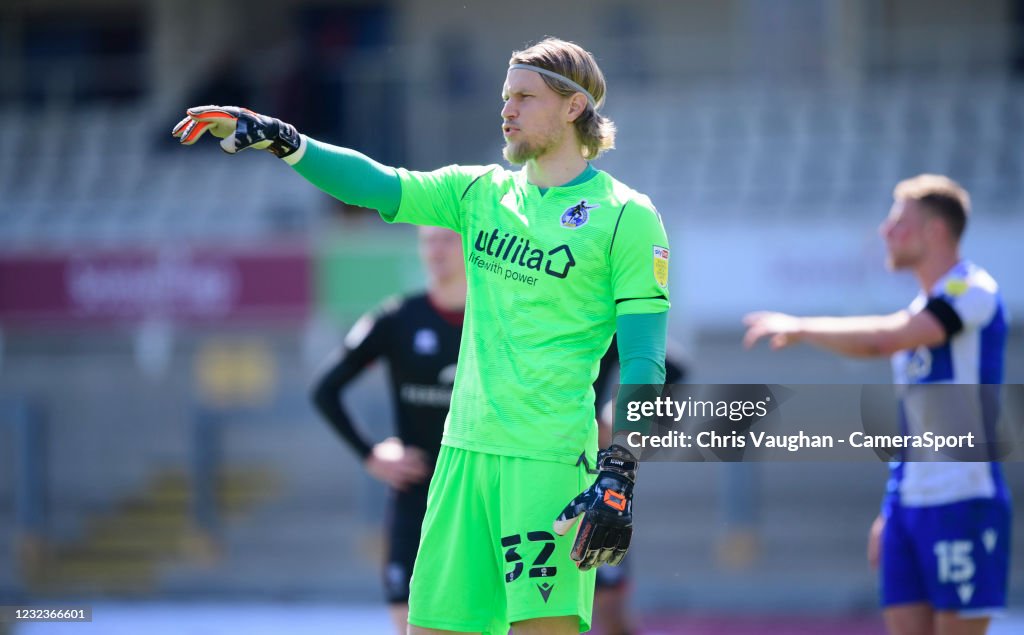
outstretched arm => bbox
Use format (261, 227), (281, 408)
(286, 138), (401, 215)
(173, 105), (401, 214)
(173, 105), (489, 231)
(742, 309), (946, 357)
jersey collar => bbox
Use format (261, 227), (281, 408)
(526, 163), (600, 197)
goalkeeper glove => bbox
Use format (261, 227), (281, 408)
(171, 105), (302, 158)
(553, 444), (636, 570)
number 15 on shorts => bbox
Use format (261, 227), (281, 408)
(934, 540), (975, 585)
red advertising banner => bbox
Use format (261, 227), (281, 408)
(0, 245), (312, 324)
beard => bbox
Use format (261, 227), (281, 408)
(503, 138), (546, 164)
(502, 126), (562, 164)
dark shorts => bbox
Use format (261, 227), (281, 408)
(595, 555), (630, 590)
(383, 487), (428, 604)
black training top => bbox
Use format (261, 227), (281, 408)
(311, 292), (464, 464)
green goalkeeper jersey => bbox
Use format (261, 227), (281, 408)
(384, 164), (670, 464)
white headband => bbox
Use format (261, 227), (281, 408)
(509, 63), (599, 109)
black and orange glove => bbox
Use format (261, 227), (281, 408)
(172, 105), (302, 158)
(552, 444), (636, 570)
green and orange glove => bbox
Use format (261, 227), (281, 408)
(553, 444), (636, 570)
(172, 105), (302, 158)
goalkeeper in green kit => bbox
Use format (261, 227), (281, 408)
(174, 37), (669, 635)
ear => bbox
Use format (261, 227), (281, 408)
(928, 217), (956, 245)
(566, 93), (588, 123)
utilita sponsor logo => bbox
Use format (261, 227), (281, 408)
(66, 255), (239, 316)
(472, 228), (575, 279)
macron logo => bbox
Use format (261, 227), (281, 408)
(537, 582), (554, 603)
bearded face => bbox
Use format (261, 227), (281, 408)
(501, 69), (572, 165)
(502, 124), (566, 164)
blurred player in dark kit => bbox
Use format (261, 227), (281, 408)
(311, 226), (465, 634)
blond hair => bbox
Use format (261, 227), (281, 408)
(509, 38), (616, 160)
(893, 174), (971, 240)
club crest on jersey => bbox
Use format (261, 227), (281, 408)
(653, 245), (669, 288)
(413, 328), (439, 355)
(906, 346), (932, 380)
(560, 200), (598, 229)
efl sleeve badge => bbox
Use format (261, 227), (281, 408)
(653, 245), (669, 288)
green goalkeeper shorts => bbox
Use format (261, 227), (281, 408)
(407, 445), (597, 633)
